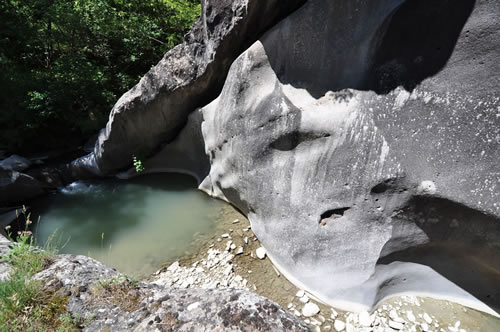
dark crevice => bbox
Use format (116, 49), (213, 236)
(370, 177), (408, 194)
(263, 0), (475, 99)
(366, 0), (476, 94)
(319, 207), (350, 226)
(270, 132), (330, 152)
(377, 196), (500, 311)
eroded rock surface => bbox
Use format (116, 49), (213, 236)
(71, 0), (306, 177)
(29, 254), (309, 331)
(196, 0), (500, 314)
(71, 0), (500, 317)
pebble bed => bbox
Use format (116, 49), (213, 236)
(151, 206), (499, 332)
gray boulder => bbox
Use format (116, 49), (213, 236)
(0, 234), (12, 281)
(71, 0), (307, 177)
(31, 254), (309, 331)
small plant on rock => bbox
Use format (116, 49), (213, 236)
(0, 207), (79, 331)
(132, 155), (145, 173)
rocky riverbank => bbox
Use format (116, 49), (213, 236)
(1, 200), (499, 331)
(0, 233), (309, 331)
(151, 204), (500, 332)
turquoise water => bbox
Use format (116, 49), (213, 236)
(30, 174), (221, 278)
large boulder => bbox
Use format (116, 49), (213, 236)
(196, 0), (500, 314)
(71, 0), (307, 177)
(30, 254), (310, 331)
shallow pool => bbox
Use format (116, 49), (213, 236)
(30, 174), (223, 278)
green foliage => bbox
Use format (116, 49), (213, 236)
(132, 155), (145, 173)
(0, 0), (200, 152)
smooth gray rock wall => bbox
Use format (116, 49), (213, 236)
(198, 0), (500, 314)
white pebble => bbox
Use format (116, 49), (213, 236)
(299, 295), (310, 304)
(334, 320), (345, 331)
(256, 247), (266, 259)
(389, 320), (404, 330)
(302, 302), (320, 317)
(187, 302), (200, 311)
(359, 311), (372, 327)
(406, 311), (416, 322)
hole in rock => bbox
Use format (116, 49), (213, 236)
(370, 177), (408, 194)
(319, 207), (350, 226)
(270, 132), (330, 151)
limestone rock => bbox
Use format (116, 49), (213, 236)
(0, 234), (12, 281)
(256, 247), (267, 259)
(70, 0), (500, 317)
(30, 254), (308, 331)
(70, 0), (307, 177)
(334, 320), (345, 332)
(302, 302), (320, 317)
(198, 0), (500, 316)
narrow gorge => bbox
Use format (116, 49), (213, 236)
(1, 0), (499, 331)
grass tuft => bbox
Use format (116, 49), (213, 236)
(0, 208), (79, 331)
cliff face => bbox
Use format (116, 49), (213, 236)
(72, 0), (500, 315)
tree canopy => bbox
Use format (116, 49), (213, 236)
(0, 0), (200, 152)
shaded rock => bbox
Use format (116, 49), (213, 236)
(0, 154), (31, 172)
(0, 168), (46, 206)
(70, 0), (307, 177)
